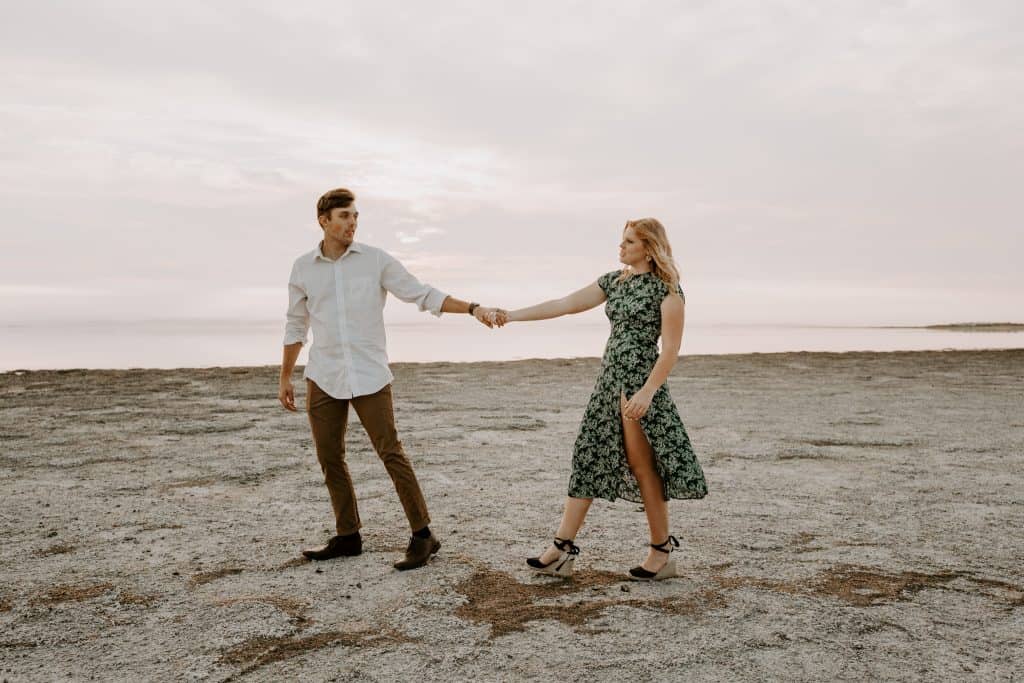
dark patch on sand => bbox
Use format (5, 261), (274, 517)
(117, 591), (160, 607)
(139, 523), (184, 531)
(160, 422), (252, 435)
(454, 566), (723, 638)
(791, 532), (817, 546)
(30, 583), (115, 606)
(479, 415), (548, 431)
(190, 567), (244, 587)
(802, 439), (916, 448)
(165, 465), (295, 491)
(213, 595), (311, 628)
(164, 477), (219, 490)
(813, 566), (960, 606)
(712, 564), (1024, 609)
(776, 449), (832, 461)
(634, 587), (730, 616)
(219, 629), (413, 679)
(965, 576), (1024, 609)
(830, 418), (884, 426)
(64, 455), (163, 468)
(34, 542), (75, 557)
(455, 562), (1024, 639)
(0, 432), (31, 441)
(789, 532), (823, 552)
(277, 557), (312, 570)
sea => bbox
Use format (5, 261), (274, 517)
(2, 319), (1021, 371)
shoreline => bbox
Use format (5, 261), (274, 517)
(883, 323), (1024, 332)
(6, 322), (1024, 371)
(3, 346), (1023, 375)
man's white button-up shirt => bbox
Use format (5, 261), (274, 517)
(283, 241), (449, 399)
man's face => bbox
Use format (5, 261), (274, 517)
(320, 205), (358, 244)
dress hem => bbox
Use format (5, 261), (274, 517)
(566, 489), (708, 504)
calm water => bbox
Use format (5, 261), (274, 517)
(1, 319), (1021, 370)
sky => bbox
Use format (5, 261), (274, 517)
(1, 1), (1022, 327)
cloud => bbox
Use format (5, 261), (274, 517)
(396, 226), (446, 244)
(0, 2), (1021, 325)
(0, 285), (110, 296)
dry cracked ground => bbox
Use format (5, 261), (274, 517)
(1, 350), (1023, 681)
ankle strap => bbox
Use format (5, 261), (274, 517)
(554, 537), (580, 555)
(650, 535), (679, 553)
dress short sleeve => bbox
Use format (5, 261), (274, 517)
(656, 278), (686, 304)
(597, 270), (620, 296)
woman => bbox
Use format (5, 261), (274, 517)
(501, 218), (707, 580)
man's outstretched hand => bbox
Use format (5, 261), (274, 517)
(473, 306), (509, 328)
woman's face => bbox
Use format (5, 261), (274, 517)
(619, 224), (648, 268)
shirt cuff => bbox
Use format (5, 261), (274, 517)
(425, 288), (448, 317)
(283, 331), (307, 346)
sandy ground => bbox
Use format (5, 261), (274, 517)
(1, 349), (1023, 682)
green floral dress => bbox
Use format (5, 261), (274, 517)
(567, 270), (708, 503)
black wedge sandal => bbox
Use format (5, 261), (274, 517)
(628, 535), (679, 581)
(527, 537), (580, 577)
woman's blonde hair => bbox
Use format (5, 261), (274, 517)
(617, 218), (681, 291)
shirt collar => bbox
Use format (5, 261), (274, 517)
(315, 240), (363, 262)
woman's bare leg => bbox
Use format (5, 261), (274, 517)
(538, 496), (592, 563)
(621, 392), (670, 571)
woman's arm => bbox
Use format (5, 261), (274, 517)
(622, 294), (685, 420)
(506, 281), (606, 322)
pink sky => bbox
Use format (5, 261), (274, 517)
(1, 2), (1021, 327)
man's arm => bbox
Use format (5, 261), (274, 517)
(440, 296), (504, 328)
(379, 252), (448, 316)
(380, 251), (502, 327)
(279, 342), (302, 411)
(280, 261), (309, 411)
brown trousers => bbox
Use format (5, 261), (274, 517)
(306, 380), (430, 536)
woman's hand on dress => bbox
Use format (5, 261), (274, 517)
(623, 389), (654, 421)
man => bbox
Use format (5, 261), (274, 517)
(279, 187), (502, 570)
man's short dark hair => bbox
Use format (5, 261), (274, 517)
(317, 188), (356, 218)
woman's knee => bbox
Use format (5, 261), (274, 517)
(622, 423), (654, 458)
(627, 460), (657, 480)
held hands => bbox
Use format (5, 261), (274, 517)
(473, 306), (510, 329)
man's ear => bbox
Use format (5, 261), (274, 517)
(317, 214), (327, 229)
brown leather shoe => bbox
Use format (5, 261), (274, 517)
(393, 533), (441, 570)
(302, 532), (362, 561)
